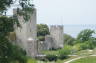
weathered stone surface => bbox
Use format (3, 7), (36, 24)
(37, 41), (45, 54)
(13, 8), (38, 57)
(50, 25), (64, 49)
(44, 35), (54, 50)
(44, 25), (64, 50)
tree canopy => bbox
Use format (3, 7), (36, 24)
(64, 33), (75, 45)
(0, 0), (33, 14)
(0, 0), (13, 13)
(74, 29), (96, 50)
(0, 0), (33, 63)
(0, 16), (26, 63)
(37, 24), (50, 41)
(77, 29), (95, 42)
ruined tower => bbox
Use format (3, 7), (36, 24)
(50, 25), (64, 49)
(44, 35), (54, 50)
(13, 8), (38, 57)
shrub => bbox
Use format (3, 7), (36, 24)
(46, 54), (57, 61)
(73, 41), (95, 51)
(73, 43), (82, 51)
(37, 36), (45, 41)
(58, 45), (72, 59)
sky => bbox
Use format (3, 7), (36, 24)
(64, 25), (96, 38)
(7, 0), (96, 25)
(33, 0), (96, 25)
(6, 0), (96, 37)
(34, 0), (96, 37)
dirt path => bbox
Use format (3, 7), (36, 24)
(64, 55), (96, 63)
(64, 57), (84, 63)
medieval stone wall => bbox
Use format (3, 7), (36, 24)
(13, 8), (38, 57)
(44, 35), (54, 50)
(50, 25), (64, 49)
(44, 25), (64, 50)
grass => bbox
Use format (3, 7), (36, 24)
(10, 58), (37, 63)
(56, 56), (77, 63)
(40, 49), (96, 63)
(70, 56), (96, 63)
(42, 50), (59, 55)
(27, 58), (37, 63)
(76, 50), (93, 56)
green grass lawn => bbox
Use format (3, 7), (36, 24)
(56, 56), (78, 63)
(27, 58), (37, 63)
(11, 58), (38, 63)
(70, 56), (96, 63)
(42, 50), (59, 55)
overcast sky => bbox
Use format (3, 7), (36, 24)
(7, 0), (96, 25)
(34, 0), (96, 37)
(6, 0), (96, 37)
(33, 0), (96, 25)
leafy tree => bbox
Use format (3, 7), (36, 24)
(73, 37), (96, 50)
(0, 0), (34, 18)
(73, 42), (94, 51)
(64, 33), (75, 45)
(0, 16), (26, 63)
(0, 0), (13, 13)
(46, 54), (57, 61)
(37, 24), (50, 41)
(0, 16), (14, 37)
(73, 29), (96, 50)
(59, 45), (72, 59)
(77, 29), (95, 42)
(0, 0), (34, 63)
(0, 0), (32, 11)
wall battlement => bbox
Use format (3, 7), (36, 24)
(45, 25), (64, 49)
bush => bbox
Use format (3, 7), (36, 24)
(73, 43), (90, 51)
(73, 43), (82, 51)
(44, 45), (72, 61)
(80, 42), (90, 50)
(73, 41), (95, 51)
(37, 36), (45, 41)
(64, 33), (75, 45)
(58, 45), (72, 59)
(46, 54), (57, 61)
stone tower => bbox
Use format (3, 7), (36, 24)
(13, 8), (38, 57)
(50, 25), (64, 49)
(44, 35), (54, 50)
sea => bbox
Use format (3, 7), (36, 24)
(64, 24), (96, 38)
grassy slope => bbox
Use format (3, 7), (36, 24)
(27, 58), (37, 63)
(70, 56), (96, 63)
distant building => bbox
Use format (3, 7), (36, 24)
(45, 25), (64, 50)
(44, 35), (54, 50)
(13, 8), (38, 57)
(50, 25), (64, 49)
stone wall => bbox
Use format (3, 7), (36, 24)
(13, 8), (38, 57)
(37, 41), (45, 54)
(50, 25), (64, 49)
(44, 25), (64, 50)
(44, 35), (54, 50)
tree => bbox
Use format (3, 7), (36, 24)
(74, 29), (96, 50)
(0, 0), (34, 15)
(0, 0), (33, 63)
(0, 16), (26, 63)
(64, 33), (75, 45)
(0, 0), (13, 13)
(37, 24), (50, 41)
(59, 45), (72, 59)
(77, 29), (95, 42)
